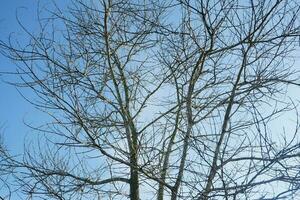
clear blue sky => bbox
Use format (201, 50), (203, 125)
(1, 0), (299, 156)
(0, 1), (300, 199)
(0, 1), (39, 154)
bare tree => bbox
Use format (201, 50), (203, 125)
(0, 124), (13, 200)
(1, 0), (300, 199)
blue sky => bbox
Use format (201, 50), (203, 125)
(1, 0), (299, 153)
(0, 0), (299, 160)
(0, 1), (38, 153)
(0, 1), (300, 199)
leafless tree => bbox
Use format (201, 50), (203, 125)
(1, 0), (300, 199)
(0, 124), (13, 200)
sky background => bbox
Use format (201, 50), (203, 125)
(0, 1), (300, 199)
(0, 0), (39, 154)
(0, 0), (69, 155)
(1, 1), (299, 154)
